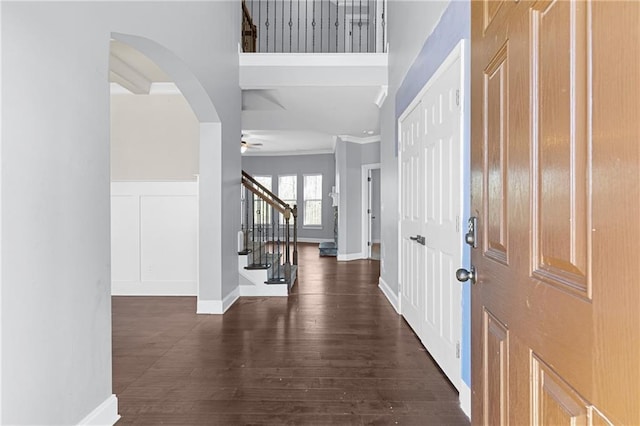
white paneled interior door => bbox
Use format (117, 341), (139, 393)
(421, 55), (462, 388)
(399, 103), (424, 333)
(399, 45), (464, 390)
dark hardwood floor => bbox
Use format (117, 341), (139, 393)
(113, 243), (469, 425)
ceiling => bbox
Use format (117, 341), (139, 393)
(109, 40), (382, 156)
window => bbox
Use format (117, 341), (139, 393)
(303, 174), (323, 226)
(253, 175), (272, 223)
(278, 175), (297, 224)
(254, 175), (272, 192)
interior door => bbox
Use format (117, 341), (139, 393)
(370, 168), (381, 260)
(367, 169), (373, 259)
(421, 55), (463, 388)
(399, 103), (424, 334)
(470, 1), (640, 424)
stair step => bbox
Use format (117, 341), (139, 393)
(319, 241), (337, 257)
(265, 265), (297, 287)
(247, 250), (280, 269)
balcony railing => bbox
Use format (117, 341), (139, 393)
(241, 0), (387, 53)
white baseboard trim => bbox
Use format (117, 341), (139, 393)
(378, 276), (400, 314)
(239, 284), (288, 297)
(77, 394), (119, 426)
(222, 287), (240, 312)
(337, 252), (364, 261)
(297, 237), (334, 243)
(197, 299), (223, 314)
(111, 281), (197, 296)
(197, 288), (240, 314)
(459, 381), (471, 419)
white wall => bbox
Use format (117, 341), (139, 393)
(378, 0), (449, 293)
(1, 2), (240, 424)
(111, 94), (199, 181)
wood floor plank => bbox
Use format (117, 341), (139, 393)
(113, 243), (469, 424)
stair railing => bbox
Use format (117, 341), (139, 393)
(241, 171), (298, 284)
(241, 0), (387, 53)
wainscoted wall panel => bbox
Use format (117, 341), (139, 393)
(111, 181), (198, 295)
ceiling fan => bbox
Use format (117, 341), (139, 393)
(240, 136), (263, 153)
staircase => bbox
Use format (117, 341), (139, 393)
(238, 171), (298, 296)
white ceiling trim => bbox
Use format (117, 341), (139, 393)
(110, 82), (181, 95)
(339, 135), (381, 144)
(239, 52), (388, 68)
(109, 53), (151, 94)
(242, 148), (335, 157)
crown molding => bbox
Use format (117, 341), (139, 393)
(338, 135), (381, 144)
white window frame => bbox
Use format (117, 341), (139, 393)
(303, 174), (323, 228)
(253, 175), (272, 224)
(278, 174), (298, 224)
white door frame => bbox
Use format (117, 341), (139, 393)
(361, 163), (381, 259)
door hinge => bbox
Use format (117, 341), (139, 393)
(367, 208), (371, 214)
(368, 241), (372, 246)
(456, 90), (460, 106)
(368, 177), (372, 182)
(456, 341), (461, 359)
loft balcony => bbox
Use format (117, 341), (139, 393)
(240, 0), (388, 157)
(242, 0), (387, 54)
(240, 0), (388, 89)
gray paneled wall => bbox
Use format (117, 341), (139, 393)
(242, 154), (336, 241)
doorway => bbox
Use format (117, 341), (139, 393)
(362, 164), (381, 260)
(398, 42), (465, 391)
(109, 39), (199, 296)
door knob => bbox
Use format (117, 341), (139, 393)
(456, 266), (476, 285)
(410, 235), (426, 245)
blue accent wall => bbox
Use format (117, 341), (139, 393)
(395, 0), (471, 387)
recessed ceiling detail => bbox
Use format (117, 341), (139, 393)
(109, 40), (172, 95)
(242, 90), (286, 111)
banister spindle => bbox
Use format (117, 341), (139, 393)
(343, 0), (346, 52)
(367, 0), (370, 52)
(320, 0), (323, 52)
(358, 0), (362, 53)
(382, 0), (385, 52)
(312, 1), (316, 52)
(265, 0), (270, 52)
(289, 0), (293, 52)
(274, 0), (277, 52)
(351, 0), (354, 52)
(297, 0), (301, 51)
(335, 0), (339, 53)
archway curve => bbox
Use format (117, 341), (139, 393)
(111, 32), (220, 123)
(109, 32), (224, 312)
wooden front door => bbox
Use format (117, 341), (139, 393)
(470, 1), (640, 424)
